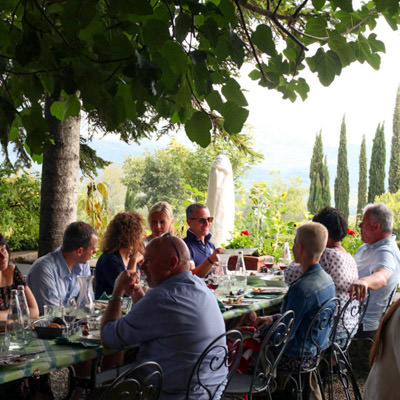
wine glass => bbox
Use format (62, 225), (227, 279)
(63, 298), (77, 334)
(262, 255), (274, 273)
(278, 258), (290, 273)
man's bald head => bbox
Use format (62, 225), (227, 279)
(142, 236), (191, 287)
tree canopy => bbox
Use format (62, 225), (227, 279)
(0, 0), (397, 164)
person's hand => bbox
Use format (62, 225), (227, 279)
(254, 315), (274, 330)
(113, 270), (137, 297)
(349, 280), (368, 300)
(127, 251), (144, 272)
(210, 247), (224, 263)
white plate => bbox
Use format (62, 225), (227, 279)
(222, 298), (258, 307)
(251, 287), (287, 294)
(0, 353), (39, 366)
(80, 331), (101, 342)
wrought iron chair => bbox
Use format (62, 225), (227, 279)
(323, 293), (369, 400)
(277, 297), (340, 400)
(223, 310), (295, 400)
(185, 329), (243, 400)
(97, 361), (163, 400)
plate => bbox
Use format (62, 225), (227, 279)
(251, 287), (287, 294)
(80, 331), (101, 342)
(0, 353), (39, 366)
(222, 298), (258, 307)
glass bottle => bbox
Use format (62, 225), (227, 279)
(17, 285), (32, 344)
(234, 251), (247, 293)
(8, 289), (24, 351)
(282, 242), (292, 263)
(76, 275), (95, 319)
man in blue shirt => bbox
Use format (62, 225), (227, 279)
(183, 203), (222, 277)
(350, 203), (400, 337)
(101, 235), (227, 400)
(27, 221), (97, 315)
(255, 222), (336, 358)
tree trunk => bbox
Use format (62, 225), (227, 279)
(38, 97), (81, 256)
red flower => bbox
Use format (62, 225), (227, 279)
(347, 228), (356, 236)
(240, 230), (250, 236)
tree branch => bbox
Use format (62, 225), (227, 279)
(233, 0), (273, 83)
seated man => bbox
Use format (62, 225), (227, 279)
(27, 221), (97, 314)
(350, 203), (400, 338)
(183, 203), (222, 277)
(101, 235), (227, 400)
(255, 222), (336, 361)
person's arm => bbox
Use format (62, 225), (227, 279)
(349, 268), (391, 300)
(101, 270), (142, 346)
(192, 247), (223, 278)
(25, 286), (39, 319)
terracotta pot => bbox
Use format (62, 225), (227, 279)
(227, 255), (267, 271)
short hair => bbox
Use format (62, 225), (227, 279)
(62, 222), (97, 252)
(296, 222), (328, 260)
(186, 203), (207, 219)
(312, 206), (348, 242)
(148, 201), (174, 233)
(364, 203), (393, 233)
(0, 233), (10, 255)
(101, 211), (145, 254)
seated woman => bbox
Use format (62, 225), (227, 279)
(95, 212), (145, 299)
(255, 222), (335, 366)
(143, 201), (175, 245)
(284, 206), (358, 336)
(0, 234), (39, 320)
(364, 298), (400, 399)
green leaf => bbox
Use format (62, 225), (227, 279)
(221, 78), (248, 107)
(248, 69), (262, 80)
(9, 126), (18, 141)
(251, 25), (276, 56)
(161, 42), (188, 74)
(143, 19), (170, 47)
(306, 48), (342, 86)
(305, 17), (328, 39)
(184, 111), (212, 147)
(50, 101), (65, 121)
(375, 0), (398, 14)
(331, 0), (353, 12)
(228, 30), (245, 67)
(220, 102), (249, 134)
(206, 90), (224, 112)
(64, 94), (81, 120)
(328, 32), (355, 67)
(294, 78), (310, 101)
(312, 0), (326, 11)
(368, 33), (386, 53)
(175, 12), (192, 43)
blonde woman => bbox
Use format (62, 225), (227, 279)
(144, 201), (175, 245)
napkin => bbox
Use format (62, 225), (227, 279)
(99, 292), (111, 300)
(217, 299), (227, 313)
(55, 336), (100, 348)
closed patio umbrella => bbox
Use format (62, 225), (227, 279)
(206, 155), (235, 247)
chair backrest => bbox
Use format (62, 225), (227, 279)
(383, 284), (398, 315)
(332, 293), (370, 351)
(99, 361), (163, 400)
(299, 296), (340, 372)
(249, 310), (295, 393)
(185, 329), (243, 400)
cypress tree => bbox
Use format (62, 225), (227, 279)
(308, 132), (330, 213)
(334, 116), (350, 220)
(357, 135), (367, 216)
(322, 155), (331, 206)
(368, 123), (386, 203)
(389, 86), (400, 193)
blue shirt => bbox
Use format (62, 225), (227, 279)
(281, 263), (336, 357)
(183, 229), (215, 266)
(355, 235), (400, 331)
(27, 247), (92, 315)
(102, 271), (227, 400)
(95, 251), (125, 299)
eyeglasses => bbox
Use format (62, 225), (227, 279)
(165, 233), (181, 263)
(189, 217), (214, 224)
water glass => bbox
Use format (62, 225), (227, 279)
(0, 322), (9, 355)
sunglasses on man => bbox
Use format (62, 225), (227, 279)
(189, 217), (214, 224)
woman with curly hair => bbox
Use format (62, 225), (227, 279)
(95, 211), (145, 299)
(144, 201), (175, 245)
